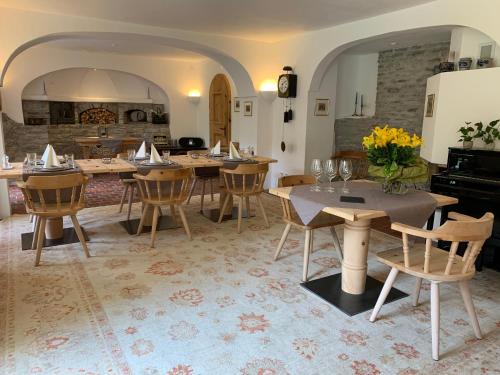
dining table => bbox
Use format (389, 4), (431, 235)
(268, 181), (458, 315)
(0, 155), (277, 247)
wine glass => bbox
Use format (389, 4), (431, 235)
(310, 159), (323, 192)
(162, 150), (170, 163)
(339, 159), (353, 193)
(26, 152), (37, 170)
(323, 159), (338, 193)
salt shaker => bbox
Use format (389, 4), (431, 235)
(1, 155), (10, 169)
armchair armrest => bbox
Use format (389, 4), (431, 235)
(391, 222), (438, 239)
(447, 212), (477, 222)
(16, 181), (26, 189)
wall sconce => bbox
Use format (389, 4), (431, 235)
(259, 80), (277, 101)
(187, 89), (201, 104)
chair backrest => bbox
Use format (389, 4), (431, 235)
(133, 168), (192, 204)
(394, 212), (494, 277)
(333, 150), (368, 179)
(278, 174), (315, 221)
(21, 173), (88, 213)
(220, 163), (268, 195)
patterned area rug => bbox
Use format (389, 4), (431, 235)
(1, 194), (499, 375)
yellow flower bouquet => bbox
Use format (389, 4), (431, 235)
(362, 125), (428, 194)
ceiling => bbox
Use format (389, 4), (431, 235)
(45, 39), (206, 61)
(0, 0), (435, 43)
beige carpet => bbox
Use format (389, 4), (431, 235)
(1, 194), (499, 375)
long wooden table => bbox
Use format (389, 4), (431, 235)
(75, 137), (141, 159)
(268, 184), (458, 315)
(1, 155), (277, 245)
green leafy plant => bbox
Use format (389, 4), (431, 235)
(457, 122), (475, 142)
(474, 120), (500, 145)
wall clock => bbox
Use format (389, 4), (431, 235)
(277, 66), (297, 98)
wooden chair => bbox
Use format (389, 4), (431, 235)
(134, 168), (192, 248)
(218, 163), (269, 234)
(17, 173), (90, 266)
(369, 212), (494, 361)
(186, 150), (219, 211)
(333, 150), (368, 179)
(117, 153), (138, 220)
(274, 175), (344, 281)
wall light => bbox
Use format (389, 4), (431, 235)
(187, 89), (201, 104)
(259, 80), (277, 101)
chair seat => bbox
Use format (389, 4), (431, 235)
(285, 211), (344, 230)
(376, 244), (475, 282)
(121, 178), (137, 184)
(30, 202), (85, 217)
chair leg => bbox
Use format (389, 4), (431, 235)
(459, 280), (482, 339)
(170, 204), (177, 222)
(256, 195), (270, 228)
(237, 196), (243, 234)
(34, 217), (46, 267)
(136, 203), (148, 236)
(274, 223), (292, 260)
(119, 183), (129, 213)
(302, 229), (312, 282)
(187, 178), (197, 204)
(218, 193), (231, 223)
(210, 178), (214, 201)
(200, 179), (206, 212)
(431, 281), (440, 361)
(150, 206), (159, 248)
(329, 226), (343, 262)
(177, 205), (192, 240)
(369, 267), (399, 322)
(413, 278), (423, 307)
(245, 196), (251, 219)
(32, 215), (40, 250)
(126, 184), (134, 221)
(70, 215), (90, 258)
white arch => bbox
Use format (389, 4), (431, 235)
(0, 31), (256, 97)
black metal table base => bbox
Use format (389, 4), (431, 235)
(119, 216), (180, 235)
(201, 207), (254, 223)
(301, 273), (408, 316)
(21, 228), (89, 250)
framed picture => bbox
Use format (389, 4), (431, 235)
(244, 101), (252, 116)
(425, 94), (435, 117)
(234, 99), (240, 112)
(314, 98), (330, 116)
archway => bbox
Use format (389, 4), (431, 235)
(209, 74), (231, 148)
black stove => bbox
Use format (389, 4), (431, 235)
(431, 147), (500, 271)
(153, 136), (207, 155)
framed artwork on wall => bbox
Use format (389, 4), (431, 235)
(314, 98), (330, 116)
(244, 101), (253, 116)
(425, 94), (435, 117)
(234, 98), (240, 112)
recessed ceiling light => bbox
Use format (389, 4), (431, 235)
(390, 42), (397, 46)
(111, 43), (116, 47)
(93, 68), (97, 71)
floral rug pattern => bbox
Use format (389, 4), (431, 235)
(1, 194), (499, 374)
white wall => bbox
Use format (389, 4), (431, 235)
(421, 68), (500, 165)
(335, 53), (379, 119)
(450, 27), (500, 68)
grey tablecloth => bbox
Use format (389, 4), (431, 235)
(289, 181), (437, 227)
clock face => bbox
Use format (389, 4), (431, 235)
(278, 76), (289, 93)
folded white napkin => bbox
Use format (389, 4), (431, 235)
(43, 146), (61, 168)
(149, 144), (163, 164)
(229, 142), (241, 159)
(211, 141), (221, 155)
(136, 141), (147, 158)
(41, 144), (51, 162)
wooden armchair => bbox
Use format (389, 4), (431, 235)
(274, 175), (344, 281)
(17, 173), (90, 266)
(186, 150), (219, 211)
(218, 163), (269, 233)
(369, 211), (494, 360)
(134, 168), (192, 247)
(332, 150), (368, 179)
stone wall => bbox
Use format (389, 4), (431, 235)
(334, 41), (450, 152)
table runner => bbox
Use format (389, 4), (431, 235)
(290, 180), (437, 227)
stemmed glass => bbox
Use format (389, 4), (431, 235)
(310, 159), (323, 192)
(323, 159), (338, 193)
(162, 151), (170, 163)
(26, 153), (37, 170)
(339, 159), (353, 193)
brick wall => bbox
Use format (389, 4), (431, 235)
(334, 41), (450, 152)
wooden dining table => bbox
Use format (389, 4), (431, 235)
(268, 184), (458, 315)
(0, 155), (277, 246)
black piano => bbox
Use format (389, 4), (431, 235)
(431, 147), (500, 271)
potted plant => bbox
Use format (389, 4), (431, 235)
(458, 122), (475, 149)
(363, 125), (427, 194)
(474, 120), (500, 150)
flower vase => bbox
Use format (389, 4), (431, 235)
(382, 179), (408, 195)
(484, 142), (495, 150)
(462, 140), (473, 149)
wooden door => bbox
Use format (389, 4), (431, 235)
(209, 74), (231, 148)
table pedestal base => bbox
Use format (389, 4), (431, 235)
(21, 228), (89, 250)
(301, 273), (407, 316)
(119, 216), (180, 235)
(201, 207), (254, 223)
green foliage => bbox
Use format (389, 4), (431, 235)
(474, 120), (500, 144)
(458, 121), (475, 142)
(366, 142), (418, 178)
